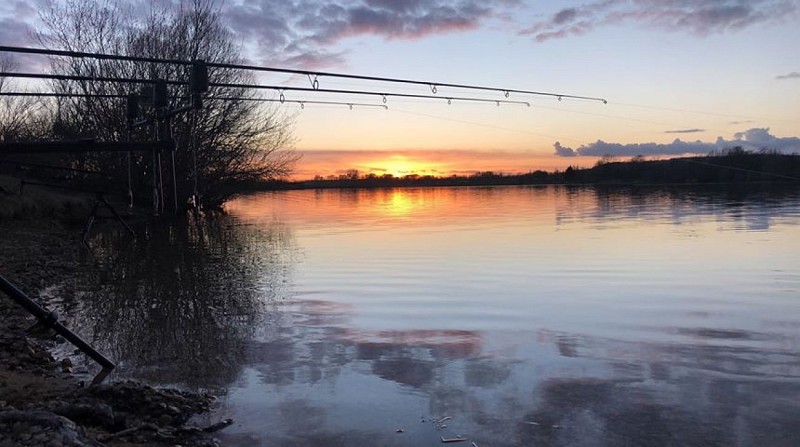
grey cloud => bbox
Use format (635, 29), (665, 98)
(553, 8), (578, 24)
(731, 127), (800, 152)
(554, 128), (800, 157)
(224, 0), (512, 69)
(665, 128), (705, 134)
(776, 72), (800, 80)
(553, 141), (576, 157)
(521, 0), (797, 42)
(14, 2), (35, 18)
(0, 1), (36, 20)
(280, 50), (349, 70)
(0, 17), (33, 47)
(566, 139), (715, 157)
(0, 17), (42, 71)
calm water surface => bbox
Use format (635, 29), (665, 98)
(72, 186), (800, 446)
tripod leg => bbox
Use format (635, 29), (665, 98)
(101, 196), (135, 236)
(82, 199), (101, 244)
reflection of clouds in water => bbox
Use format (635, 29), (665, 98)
(537, 328), (800, 379)
(464, 359), (510, 388)
(67, 187), (800, 445)
(235, 299), (800, 445)
(373, 358), (434, 388)
(248, 299), (484, 389)
(523, 325), (800, 445)
(522, 374), (800, 446)
(554, 186), (800, 232)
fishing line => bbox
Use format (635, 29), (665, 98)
(388, 107), (585, 144)
(533, 104), (702, 130)
(0, 75), (532, 107)
(613, 101), (796, 125)
(0, 92), (388, 110)
(0, 45), (607, 104)
(674, 157), (800, 181)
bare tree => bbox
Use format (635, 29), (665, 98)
(0, 56), (45, 142)
(37, 0), (298, 207)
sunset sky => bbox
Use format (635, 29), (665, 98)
(2, 0), (799, 179)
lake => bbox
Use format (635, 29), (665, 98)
(71, 185), (800, 446)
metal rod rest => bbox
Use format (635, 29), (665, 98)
(0, 273), (115, 373)
(0, 140), (174, 154)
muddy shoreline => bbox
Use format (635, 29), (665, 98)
(0, 220), (225, 446)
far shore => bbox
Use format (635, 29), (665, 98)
(2, 150), (797, 216)
(264, 150), (800, 192)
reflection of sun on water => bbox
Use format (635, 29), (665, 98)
(383, 190), (416, 216)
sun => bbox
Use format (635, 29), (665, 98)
(374, 155), (432, 177)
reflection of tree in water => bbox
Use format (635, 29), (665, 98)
(76, 214), (297, 388)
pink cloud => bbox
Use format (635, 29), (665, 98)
(224, 0), (514, 70)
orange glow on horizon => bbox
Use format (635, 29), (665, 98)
(291, 149), (599, 180)
(362, 155), (442, 178)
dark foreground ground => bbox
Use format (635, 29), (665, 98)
(0, 219), (226, 446)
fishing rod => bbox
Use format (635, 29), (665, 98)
(0, 92), (389, 110)
(0, 72), (532, 106)
(0, 45), (607, 104)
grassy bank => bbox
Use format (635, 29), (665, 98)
(0, 175), (94, 222)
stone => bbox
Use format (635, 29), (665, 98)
(158, 414), (173, 426)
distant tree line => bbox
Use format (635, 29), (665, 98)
(283, 147), (800, 190)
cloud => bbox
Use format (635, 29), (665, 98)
(0, 1), (36, 21)
(0, 17), (33, 47)
(280, 50), (349, 71)
(553, 128), (800, 157)
(553, 141), (576, 157)
(521, 0), (798, 42)
(776, 71), (800, 80)
(731, 127), (800, 152)
(0, 17), (43, 71)
(664, 128), (705, 134)
(224, 0), (514, 69)
(554, 139), (715, 157)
